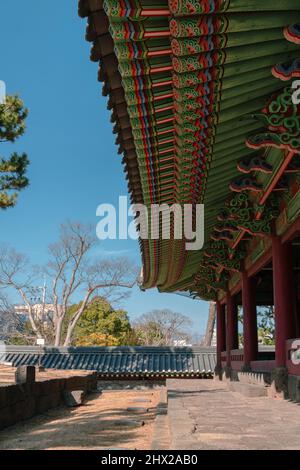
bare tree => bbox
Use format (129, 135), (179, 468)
(0, 245), (43, 337)
(0, 294), (28, 342)
(46, 222), (95, 346)
(46, 222), (137, 346)
(0, 221), (138, 347)
(133, 309), (192, 346)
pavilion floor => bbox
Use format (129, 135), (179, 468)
(167, 379), (300, 450)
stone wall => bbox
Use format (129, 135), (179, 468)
(288, 374), (300, 402)
(0, 368), (97, 430)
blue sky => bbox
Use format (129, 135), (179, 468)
(0, 0), (209, 336)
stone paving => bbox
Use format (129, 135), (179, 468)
(0, 388), (159, 450)
(167, 379), (300, 450)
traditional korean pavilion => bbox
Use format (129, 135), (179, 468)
(79, 0), (300, 397)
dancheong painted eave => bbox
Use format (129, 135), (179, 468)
(79, 0), (300, 302)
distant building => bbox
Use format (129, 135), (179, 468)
(211, 327), (217, 347)
(14, 304), (54, 323)
(173, 339), (192, 347)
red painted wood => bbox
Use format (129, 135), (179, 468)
(148, 49), (172, 57)
(150, 66), (173, 74)
(153, 80), (173, 88)
(216, 301), (226, 368)
(226, 293), (239, 367)
(144, 31), (170, 39)
(153, 93), (173, 101)
(231, 230), (245, 250)
(272, 236), (296, 367)
(247, 246), (272, 278)
(259, 151), (295, 206)
(231, 361), (244, 371)
(242, 271), (258, 365)
(281, 217), (300, 244)
(250, 360), (276, 372)
(140, 9), (170, 17)
(157, 117), (174, 125)
(156, 104), (174, 113)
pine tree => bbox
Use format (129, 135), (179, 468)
(0, 95), (29, 208)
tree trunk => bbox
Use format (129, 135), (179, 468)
(54, 317), (63, 347)
(63, 324), (74, 347)
(202, 301), (216, 347)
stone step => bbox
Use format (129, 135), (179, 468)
(237, 371), (271, 387)
(151, 414), (170, 450)
(228, 381), (268, 398)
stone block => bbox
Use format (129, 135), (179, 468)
(237, 371), (271, 387)
(228, 381), (268, 397)
(7, 384), (28, 406)
(127, 406), (149, 413)
(151, 415), (169, 450)
(10, 400), (27, 423)
(16, 366), (36, 385)
(0, 406), (14, 430)
(133, 398), (152, 403)
(157, 389), (168, 415)
(112, 419), (144, 428)
(22, 395), (36, 420)
(66, 377), (86, 392)
(36, 394), (53, 414)
(63, 390), (85, 407)
(270, 367), (288, 399)
(0, 371), (97, 431)
(88, 374), (98, 391)
(288, 375), (300, 403)
(32, 381), (46, 398)
(0, 386), (7, 409)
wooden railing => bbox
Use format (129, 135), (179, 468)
(220, 347), (276, 372)
(221, 351), (226, 366)
(230, 349), (244, 370)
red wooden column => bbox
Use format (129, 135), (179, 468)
(272, 235), (296, 367)
(216, 301), (226, 369)
(226, 292), (239, 367)
(242, 271), (258, 366)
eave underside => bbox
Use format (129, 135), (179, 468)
(79, 0), (300, 300)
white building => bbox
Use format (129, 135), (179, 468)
(14, 304), (54, 323)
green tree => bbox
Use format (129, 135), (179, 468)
(238, 305), (275, 346)
(257, 306), (275, 345)
(0, 95), (29, 208)
(64, 297), (132, 346)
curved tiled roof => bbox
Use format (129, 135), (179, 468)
(1, 346), (216, 377)
(78, 1), (300, 300)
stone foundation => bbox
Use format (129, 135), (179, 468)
(287, 374), (300, 402)
(216, 366), (300, 403)
(0, 368), (97, 430)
